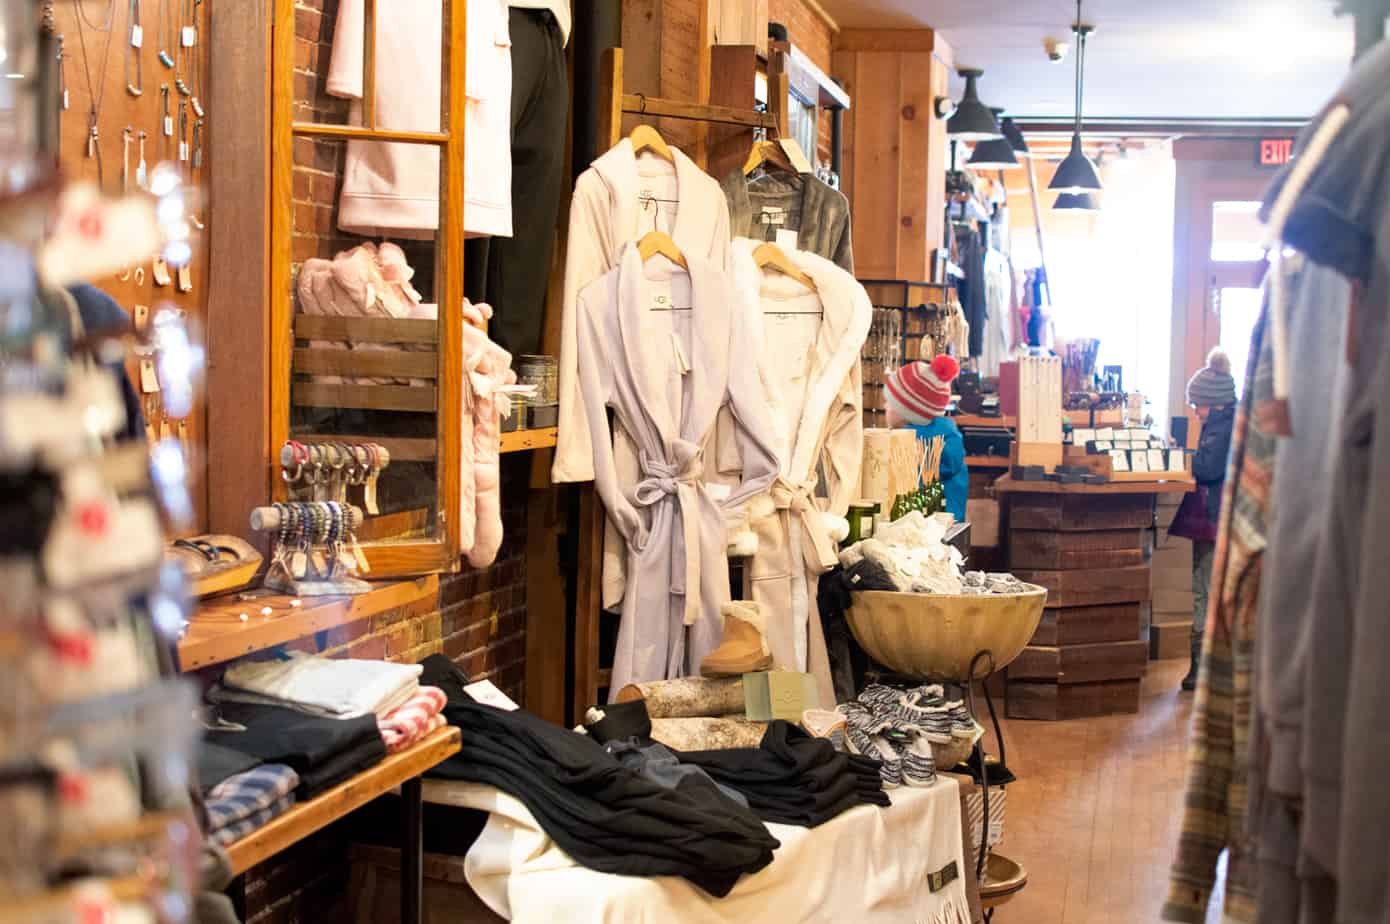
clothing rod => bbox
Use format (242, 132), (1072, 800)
(621, 94), (774, 130)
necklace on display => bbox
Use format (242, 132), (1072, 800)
(173, 0), (193, 96)
(125, 0), (142, 96)
(156, 0), (173, 67)
(187, 0), (203, 116)
(71, 0), (119, 189)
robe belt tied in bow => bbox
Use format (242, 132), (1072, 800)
(770, 477), (840, 575)
(632, 446), (704, 626)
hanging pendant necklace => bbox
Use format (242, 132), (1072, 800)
(156, 0), (174, 67)
(71, 0), (119, 189)
(187, 0), (203, 116)
(173, 0), (193, 96)
(125, 0), (143, 96)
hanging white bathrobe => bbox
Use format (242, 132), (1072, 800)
(728, 240), (872, 707)
(574, 245), (780, 698)
(552, 137), (734, 615)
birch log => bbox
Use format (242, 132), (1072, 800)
(615, 677), (745, 717)
(649, 717), (768, 751)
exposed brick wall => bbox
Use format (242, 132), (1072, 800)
(292, 0), (357, 264)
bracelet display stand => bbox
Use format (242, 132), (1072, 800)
(250, 502), (373, 596)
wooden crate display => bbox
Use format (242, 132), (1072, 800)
(1009, 494), (1154, 532)
(1012, 566), (1152, 609)
(1006, 679), (1142, 720)
(1009, 640), (1148, 684)
(1008, 529), (1146, 570)
(1029, 604), (1144, 647)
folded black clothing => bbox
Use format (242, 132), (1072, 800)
(202, 702), (386, 799)
(427, 694), (779, 897)
(678, 722), (888, 827)
(196, 742), (263, 795)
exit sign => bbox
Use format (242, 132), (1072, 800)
(1258, 138), (1295, 166)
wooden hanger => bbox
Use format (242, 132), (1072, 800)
(630, 124), (674, 163)
(752, 241), (815, 291)
(637, 230), (688, 271)
(743, 136), (814, 176)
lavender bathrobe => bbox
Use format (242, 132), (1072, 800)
(575, 246), (780, 696)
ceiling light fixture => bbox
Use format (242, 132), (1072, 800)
(1049, 0), (1103, 193)
(1053, 191), (1101, 211)
(968, 109), (1021, 169)
(1000, 116), (1031, 158)
(946, 68), (1003, 141)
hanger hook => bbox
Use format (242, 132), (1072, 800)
(637, 92), (648, 116)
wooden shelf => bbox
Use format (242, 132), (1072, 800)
(953, 414), (1015, 429)
(500, 427), (557, 453)
(225, 726), (461, 875)
(177, 576), (438, 672)
(993, 475), (1194, 496)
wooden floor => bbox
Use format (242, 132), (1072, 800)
(987, 659), (1221, 924)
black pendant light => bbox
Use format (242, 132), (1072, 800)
(1049, 1), (1102, 193)
(1000, 116), (1031, 158)
(968, 109), (1021, 169)
(947, 68), (1003, 141)
(1053, 191), (1101, 211)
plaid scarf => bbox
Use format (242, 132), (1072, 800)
(378, 685), (448, 753)
(205, 764), (299, 834)
(1163, 294), (1276, 923)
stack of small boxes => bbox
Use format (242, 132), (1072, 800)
(1071, 426), (1187, 476)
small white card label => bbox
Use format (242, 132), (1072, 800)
(465, 680), (519, 711)
(775, 229), (799, 251)
(163, 116), (173, 137)
(182, 26), (196, 47)
(130, 25), (143, 48)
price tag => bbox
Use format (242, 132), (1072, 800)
(178, 141), (188, 161)
(139, 359), (160, 393)
(63, 89), (69, 110)
(181, 26), (196, 47)
(289, 550), (308, 579)
(159, 417), (173, 441)
(133, 304), (150, 331)
(464, 680), (519, 711)
(310, 549), (328, 576)
(163, 116), (173, 137)
(130, 25), (143, 47)
(364, 473), (379, 515)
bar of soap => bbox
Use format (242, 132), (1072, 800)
(1147, 449), (1166, 471)
(1131, 451), (1150, 473)
(1110, 449), (1130, 472)
(1168, 450), (1187, 472)
(1096, 427), (1115, 441)
(1073, 428), (1096, 445)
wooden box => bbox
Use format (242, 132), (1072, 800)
(1029, 604), (1143, 646)
(1013, 566), (1152, 609)
(1009, 640), (1148, 684)
(1006, 679), (1142, 720)
(1008, 494), (1154, 532)
(1150, 615), (1192, 660)
(1009, 529), (1146, 570)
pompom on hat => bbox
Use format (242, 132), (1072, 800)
(886, 354), (960, 426)
(1186, 346), (1237, 408)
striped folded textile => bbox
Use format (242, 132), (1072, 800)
(209, 794), (295, 846)
(378, 686), (448, 753)
(204, 764), (300, 833)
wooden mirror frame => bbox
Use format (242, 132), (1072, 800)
(266, 0), (467, 576)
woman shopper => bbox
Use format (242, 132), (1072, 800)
(1169, 347), (1237, 691)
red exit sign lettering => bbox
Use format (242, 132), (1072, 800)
(1258, 138), (1294, 167)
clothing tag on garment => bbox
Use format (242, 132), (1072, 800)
(775, 229), (799, 251)
(670, 333), (690, 375)
(181, 26), (196, 47)
(651, 292), (671, 311)
(130, 25), (143, 47)
(759, 207), (786, 226)
(704, 483), (731, 502)
(927, 861), (959, 894)
(465, 680), (519, 711)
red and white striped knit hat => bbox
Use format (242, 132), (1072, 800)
(885, 355), (960, 425)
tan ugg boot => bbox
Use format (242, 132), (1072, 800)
(700, 601), (773, 677)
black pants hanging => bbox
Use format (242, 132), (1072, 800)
(465, 8), (569, 358)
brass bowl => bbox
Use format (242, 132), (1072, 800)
(847, 586), (1047, 681)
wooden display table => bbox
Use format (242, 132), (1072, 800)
(226, 726), (461, 924)
(996, 476), (1191, 720)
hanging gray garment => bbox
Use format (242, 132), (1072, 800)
(1268, 41), (1390, 924)
(575, 245), (781, 699)
(720, 169), (854, 272)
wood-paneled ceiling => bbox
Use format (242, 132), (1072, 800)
(813, 0), (1355, 121)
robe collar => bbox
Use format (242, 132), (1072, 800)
(614, 243), (730, 451)
(591, 138), (722, 261)
(731, 238), (872, 481)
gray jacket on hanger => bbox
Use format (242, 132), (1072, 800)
(720, 170), (854, 273)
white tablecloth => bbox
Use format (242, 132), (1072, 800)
(423, 776), (972, 924)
